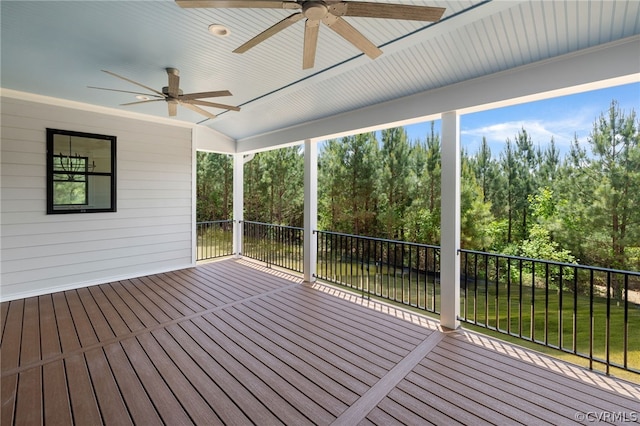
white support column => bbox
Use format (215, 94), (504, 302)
(440, 111), (461, 330)
(303, 139), (318, 283)
(233, 153), (244, 258)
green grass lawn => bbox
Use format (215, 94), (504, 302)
(196, 229), (233, 260)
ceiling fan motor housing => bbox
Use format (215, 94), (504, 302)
(303, 1), (329, 20)
(162, 87), (184, 98)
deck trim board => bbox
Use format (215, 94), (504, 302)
(2, 258), (638, 425)
(332, 330), (445, 426)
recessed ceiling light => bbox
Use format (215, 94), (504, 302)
(136, 95), (151, 101)
(208, 24), (230, 37)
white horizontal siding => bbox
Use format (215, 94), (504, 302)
(0, 96), (195, 301)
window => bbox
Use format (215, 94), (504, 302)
(47, 128), (116, 214)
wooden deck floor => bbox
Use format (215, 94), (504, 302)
(1, 258), (638, 425)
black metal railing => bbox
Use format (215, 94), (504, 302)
(315, 230), (441, 314)
(224, 221), (638, 375)
(242, 221), (304, 273)
(196, 220), (233, 261)
(459, 249), (640, 375)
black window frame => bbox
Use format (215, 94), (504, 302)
(46, 128), (117, 214)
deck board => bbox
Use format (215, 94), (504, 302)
(39, 295), (62, 358)
(43, 360), (73, 424)
(197, 312), (342, 422)
(97, 282), (146, 333)
(119, 337), (193, 425)
(65, 353), (103, 424)
(1, 258), (638, 425)
(102, 342), (163, 425)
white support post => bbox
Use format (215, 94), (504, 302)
(233, 153), (244, 258)
(440, 111), (461, 330)
(303, 139), (318, 283)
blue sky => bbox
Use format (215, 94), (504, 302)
(403, 82), (640, 158)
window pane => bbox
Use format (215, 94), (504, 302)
(53, 181), (87, 206)
(87, 175), (113, 209)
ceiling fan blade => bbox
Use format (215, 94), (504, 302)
(120, 99), (165, 106)
(329, 2), (445, 22)
(186, 99), (241, 112)
(167, 68), (180, 98)
(168, 101), (178, 117)
(175, 1), (300, 9)
(233, 12), (305, 54)
(322, 14), (382, 59)
(101, 70), (165, 97)
(179, 90), (233, 100)
(303, 19), (320, 70)
(87, 86), (164, 98)
(180, 102), (218, 120)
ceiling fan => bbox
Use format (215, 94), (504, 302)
(175, 1), (446, 69)
(88, 68), (240, 119)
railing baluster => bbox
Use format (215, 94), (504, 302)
(589, 269), (594, 371)
(545, 262), (549, 346)
(558, 265), (563, 350)
(606, 271), (611, 376)
(495, 255), (499, 330)
(531, 262), (536, 343)
(507, 258), (511, 335)
(623, 274), (628, 370)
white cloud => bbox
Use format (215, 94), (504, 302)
(461, 115), (596, 156)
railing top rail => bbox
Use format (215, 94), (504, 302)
(315, 229), (441, 250)
(459, 248), (640, 276)
(242, 220), (303, 231)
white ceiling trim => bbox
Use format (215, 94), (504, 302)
(236, 35), (640, 152)
(0, 88), (196, 129)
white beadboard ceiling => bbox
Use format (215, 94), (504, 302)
(1, 0), (639, 151)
